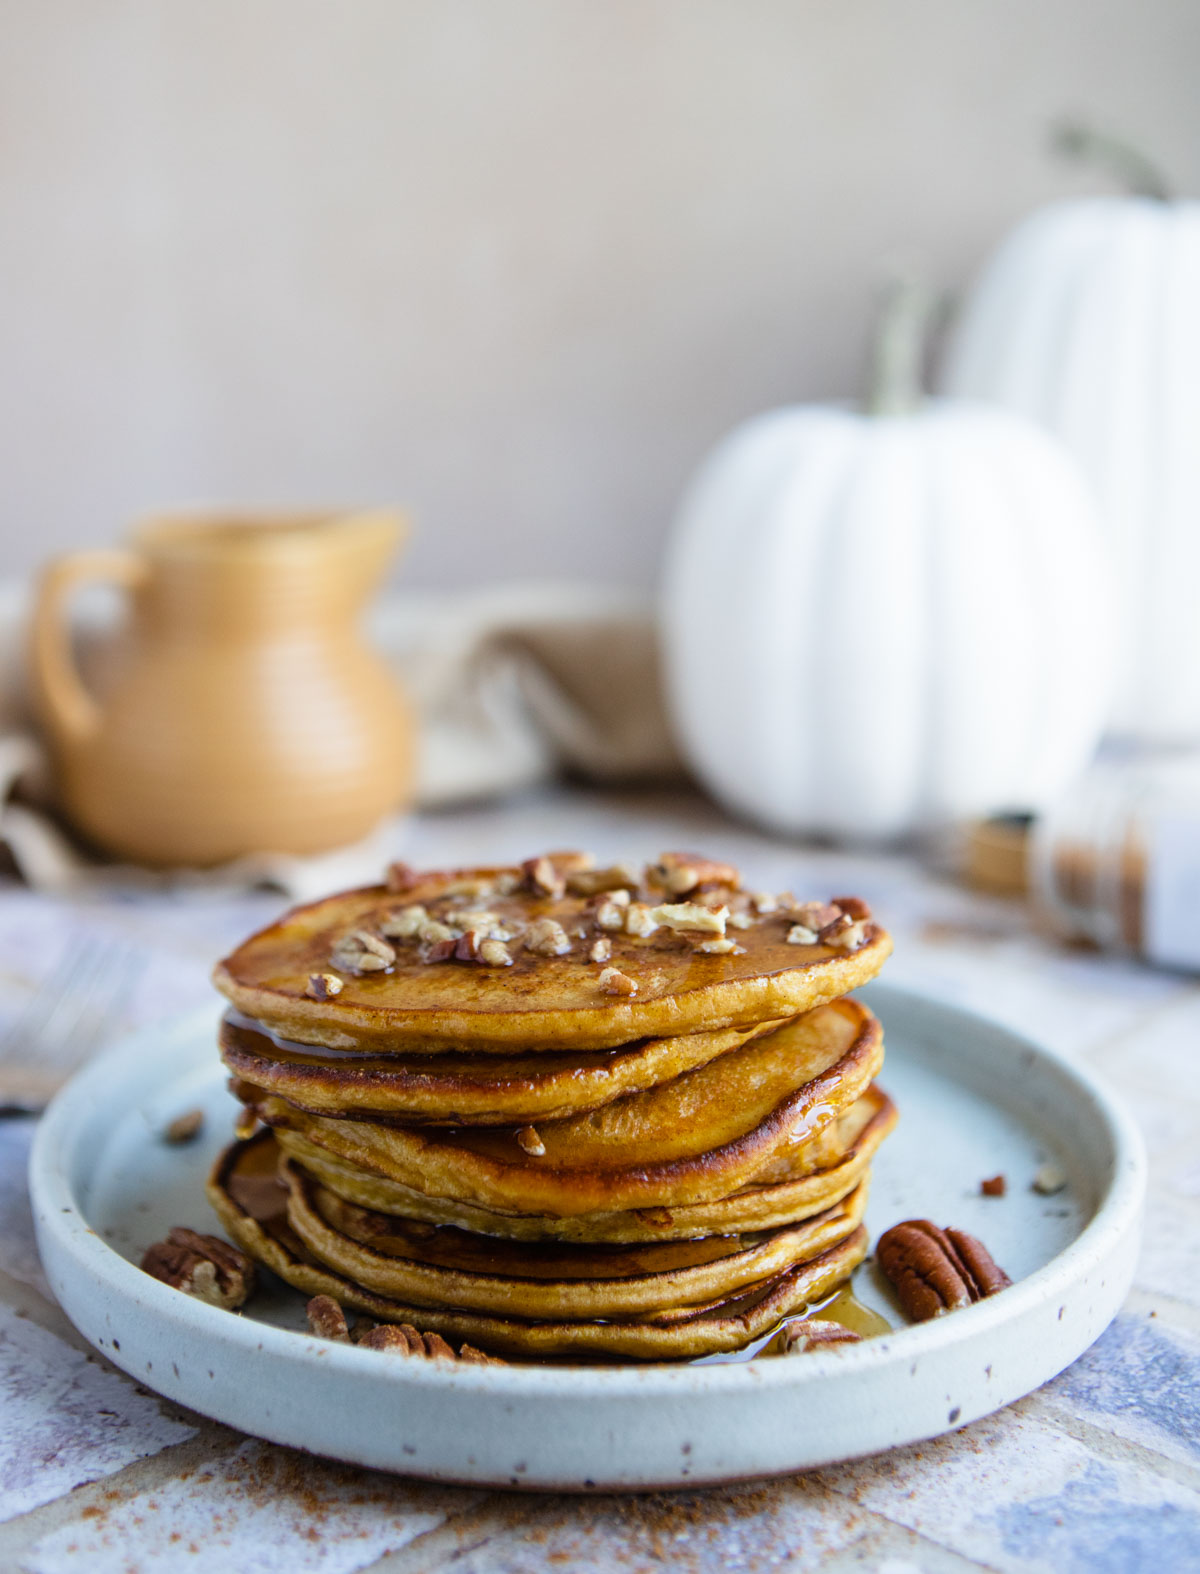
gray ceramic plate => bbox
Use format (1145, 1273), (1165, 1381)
(30, 983), (1145, 1489)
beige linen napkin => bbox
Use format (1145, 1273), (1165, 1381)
(0, 580), (681, 897)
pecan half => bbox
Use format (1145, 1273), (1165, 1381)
(360, 1323), (456, 1356)
(141, 1227), (256, 1310)
(876, 1220), (1011, 1322)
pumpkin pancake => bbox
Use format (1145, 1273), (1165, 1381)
(206, 1131), (869, 1359)
(245, 999), (883, 1216)
(281, 1155), (869, 1319)
(213, 863), (892, 1051)
(279, 1085), (896, 1242)
(218, 1010), (790, 1125)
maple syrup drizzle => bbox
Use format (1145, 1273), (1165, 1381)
(692, 1283), (891, 1364)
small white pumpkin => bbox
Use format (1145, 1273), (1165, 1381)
(942, 126), (1200, 740)
(662, 282), (1113, 841)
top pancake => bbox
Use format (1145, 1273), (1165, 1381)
(213, 854), (892, 1051)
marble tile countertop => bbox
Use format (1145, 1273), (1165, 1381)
(1, 788), (1198, 1574)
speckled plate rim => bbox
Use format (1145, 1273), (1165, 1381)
(30, 983), (1146, 1490)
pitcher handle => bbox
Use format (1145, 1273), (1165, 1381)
(28, 549), (148, 745)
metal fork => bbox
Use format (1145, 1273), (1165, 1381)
(0, 935), (144, 1112)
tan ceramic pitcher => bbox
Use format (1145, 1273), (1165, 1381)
(29, 510), (413, 867)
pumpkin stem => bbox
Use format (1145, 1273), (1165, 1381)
(864, 276), (936, 417)
(1050, 120), (1171, 201)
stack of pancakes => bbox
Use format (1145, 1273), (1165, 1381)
(208, 852), (895, 1360)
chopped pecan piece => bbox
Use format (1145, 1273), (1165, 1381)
(594, 897), (628, 931)
(385, 861), (420, 892)
(651, 901), (728, 935)
(648, 851), (739, 897)
(516, 1125), (546, 1156)
(545, 850), (596, 875)
(439, 930), (514, 966)
(819, 912), (867, 948)
(521, 856), (566, 900)
(788, 900), (840, 932)
(566, 862), (640, 896)
(330, 928), (396, 973)
(1032, 1163), (1068, 1195)
(306, 972), (344, 1001)
(786, 924), (819, 945)
(478, 938), (514, 966)
(831, 895), (872, 922)
(524, 917), (573, 957)
(306, 1294), (350, 1341)
(980, 1174), (1006, 1198)
(163, 1108), (205, 1145)
(444, 909), (515, 939)
(624, 903), (659, 937)
(589, 936), (612, 963)
(141, 1228), (256, 1310)
(598, 966), (638, 996)
(780, 1321), (863, 1354)
(876, 1220), (1011, 1322)
(379, 904), (428, 940)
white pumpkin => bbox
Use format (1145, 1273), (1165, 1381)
(662, 288), (1113, 841)
(942, 132), (1200, 739)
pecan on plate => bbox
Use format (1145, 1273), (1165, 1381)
(876, 1220), (1011, 1322)
(306, 1294), (351, 1341)
(141, 1227), (256, 1310)
(359, 1324), (456, 1356)
(163, 1108), (205, 1144)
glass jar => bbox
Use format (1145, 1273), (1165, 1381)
(1031, 753), (1200, 972)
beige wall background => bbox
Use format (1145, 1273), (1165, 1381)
(2, 0), (1199, 591)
